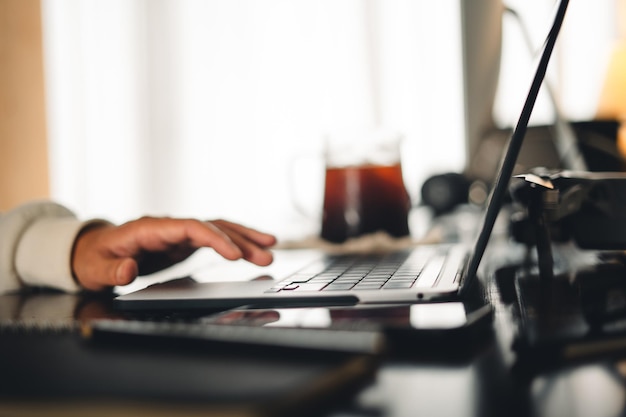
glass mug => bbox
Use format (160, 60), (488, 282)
(293, 130), (411, 243)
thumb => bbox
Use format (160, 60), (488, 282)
(111, 257), (139, 286)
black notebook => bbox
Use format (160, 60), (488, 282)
(0, 319), (379, 417)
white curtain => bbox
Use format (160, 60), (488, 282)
(40, 0), (613, 240)
(494, 0), (616, 126)
(41, 0), (465, 239)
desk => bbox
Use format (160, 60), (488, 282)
(2, 243), (626, 417)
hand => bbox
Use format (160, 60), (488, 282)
(71, 217), (277, 291)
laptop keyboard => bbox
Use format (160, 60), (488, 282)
(265, 247), (449, 293)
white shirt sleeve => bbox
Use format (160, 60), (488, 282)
(0, 201), (93, 293)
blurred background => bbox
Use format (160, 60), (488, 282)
(0, 0), (622, 240)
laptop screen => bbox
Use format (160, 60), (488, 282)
(461, 0), (570, 292)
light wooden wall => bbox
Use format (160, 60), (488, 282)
(0, 0), (50, 212)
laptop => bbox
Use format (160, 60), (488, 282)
(115, 0), (570, 312)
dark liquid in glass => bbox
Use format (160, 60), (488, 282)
(321, 163), (411, 243)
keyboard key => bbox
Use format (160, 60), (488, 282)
(281, 283), (300, 291)
(335, 277), (361, 284)
(382, 281), (414, 289)
(361, 277), (389, 283)
(309, 277), (336, 283)
(353, 283), (384, 290)
(324, 283), (357, 291)
(291, 283), (329, 292)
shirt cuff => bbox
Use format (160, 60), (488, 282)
(15, 217), (99, 293)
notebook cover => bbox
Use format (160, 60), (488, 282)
(0, 323), (378, 417)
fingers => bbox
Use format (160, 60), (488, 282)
(178, 219), (276, 266)
(210, 220), (278, 248)
(72, 216), (278, 292)
(210, 220), (277, 266)
(115, 217), (276, 266)
(106, 218), (236, 260)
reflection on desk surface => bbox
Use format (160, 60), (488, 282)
(0, 291), (123, 326)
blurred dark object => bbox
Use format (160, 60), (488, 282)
(577, 258), (626, 327)
(572, 120), (624, 171)
(422, 120), (624, 216)
(511, 263), (626, 372)
(467, 120), (625, 186)
(420, 173), (471, 215)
